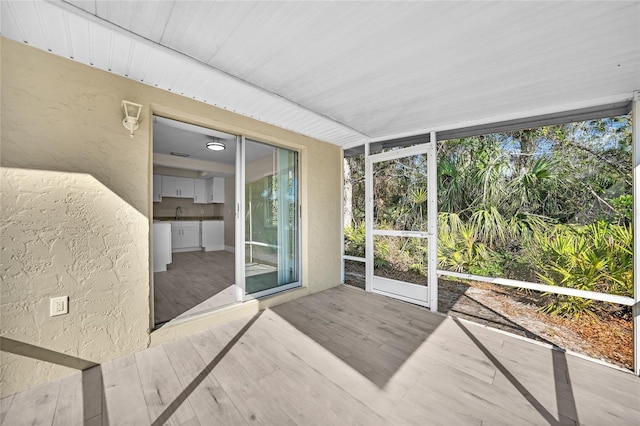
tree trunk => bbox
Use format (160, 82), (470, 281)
(343, 158), (353, 228)
(517, 130), (537, 177)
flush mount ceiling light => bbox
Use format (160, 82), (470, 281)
(206, 137), (226, 151)
(122, 100), (143, 137)
(170, 152), (190, 157)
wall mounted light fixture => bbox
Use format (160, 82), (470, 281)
(122, 100), (143, 137)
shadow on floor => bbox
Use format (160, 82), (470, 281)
(150, 311), (263, 426)
(0, 337), (108, 425)
(270, 285), (457, 388)
(342, 263), (581, 425)
(272, 282), (581, 425)
(344, 260), (560, 343)
(453, 317), (580, 426)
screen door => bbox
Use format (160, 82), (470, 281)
(365, 140), (437, 310)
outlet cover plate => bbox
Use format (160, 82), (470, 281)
(50, 296), (68, 316)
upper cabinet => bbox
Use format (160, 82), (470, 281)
(161, 176), (177, 197)
(153, 175), (162, 202)
(194, 179), (207, 204)
(207, 177), (225, 203)
(177, 177), (194, 198)
(155, 174), (224, 204)
(161, 176), (194, 198)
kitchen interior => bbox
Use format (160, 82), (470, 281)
(152, 116), (237, 327)
(152, 115), (300, 328)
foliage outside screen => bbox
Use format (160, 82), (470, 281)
(343, 115), (633, 317)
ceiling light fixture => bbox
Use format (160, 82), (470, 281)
(170, 152), (190, 157)
(206, 137), (226, 151)
(121, 100), (143, 137)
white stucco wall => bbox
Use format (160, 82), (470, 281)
(0, 37), (343, 396)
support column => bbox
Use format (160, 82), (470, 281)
(364, 143), (373, 292)
(341, 154), (345, 284)
(428, 132), (439, 312)
(633, 91), (639, 376)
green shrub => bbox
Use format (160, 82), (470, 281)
(344, 223), (366, 257)
(437, 221), (498, 275)
(409, 263), (425, 275)
(374, 239), (390, 268)
(610, 194), (632, 221)
(534, 221), (632, 317)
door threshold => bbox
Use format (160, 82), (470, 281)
(151, 300), (260, 346)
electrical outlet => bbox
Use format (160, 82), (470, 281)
(50, 296), (68, 316)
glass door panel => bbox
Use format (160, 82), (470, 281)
(243, 139), (299, 298)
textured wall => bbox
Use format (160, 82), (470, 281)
(304, 142), (344, 294)
(0, 37), (343, 396)
(0, 38), (152, 396)
(1, 168), (150, 392)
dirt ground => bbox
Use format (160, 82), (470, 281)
(344, 261), (633, 371)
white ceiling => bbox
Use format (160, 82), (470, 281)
(153, 116), (274, 167)
(2, 1), (638, 149)
(153, 116), (238, 165)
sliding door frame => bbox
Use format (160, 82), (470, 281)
(236, 136), (302, 302)
(235, 135), (246, 302)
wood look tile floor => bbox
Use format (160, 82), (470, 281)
(3, 285), (639, 426)
(154, 251), (236, 325)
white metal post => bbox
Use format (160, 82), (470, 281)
(235, 135), (246, 302)
(365, 143), (373, 292)
(428, 132), (438, 312)
(633, 90), (639, 376)
(341, 152), (345, 284)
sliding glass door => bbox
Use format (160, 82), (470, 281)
(236, 138), (300, 300)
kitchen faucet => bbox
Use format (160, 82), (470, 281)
(175, 206), (182, 219)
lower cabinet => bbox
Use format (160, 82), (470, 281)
(201, 220), (224, 251)
(171, 221), (201, 251)
(167, 220), (224, 253)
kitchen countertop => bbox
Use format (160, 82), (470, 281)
(153, 216), (224, 222)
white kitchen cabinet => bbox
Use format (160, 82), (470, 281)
(152, 222), (172, 272)
(153, 174), (162, 202)
(161, 176), (177, 197)
(161, 176), (195, 198)
(207, 177), (225, 203)
(177, 177), (194, 198)
(171, 221), (201, 251)
(182, 225), (200, 247)
(194, 179), (207, 204)
(201, 220), (224, 251)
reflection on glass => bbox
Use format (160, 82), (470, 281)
(245, 140), (299, 295)
(373, 154), (429, 232)
(373, 235), (428, 286)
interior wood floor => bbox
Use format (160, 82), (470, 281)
(3, 285), (639, 426)
(154, 251), (236, 325)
